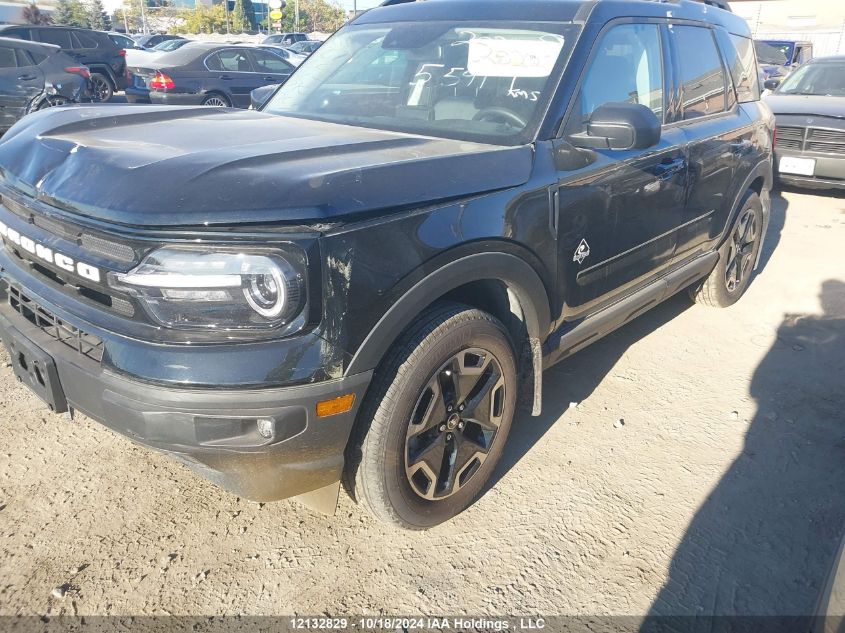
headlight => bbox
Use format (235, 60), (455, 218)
(111, 247), (304, 330)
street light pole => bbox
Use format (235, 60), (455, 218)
(294, 0), (299, 30)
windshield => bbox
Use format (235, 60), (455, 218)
(755, 41), (789, 66)
(263, 21), (578, 144)
(776, 62), (845, 96)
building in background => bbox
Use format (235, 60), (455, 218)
(730, 0), (845, 56)
(0, 1), (53, 24)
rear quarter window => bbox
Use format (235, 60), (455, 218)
(0, 47), (16, 68)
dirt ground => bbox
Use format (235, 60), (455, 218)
(0, 187), (843, 620)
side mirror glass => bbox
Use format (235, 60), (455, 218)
(569, 102), (661, 151)
(764, 78), (781, 91)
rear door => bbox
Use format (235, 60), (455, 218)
(669, 24), (749, 262)
(0, 45), (43, 128)
(205, 48), (260, 108)
(247, 49), (294, 86)
(555, 21), (688, 317)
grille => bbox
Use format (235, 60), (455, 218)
(7, 284), (104, 363)
(776, 125), (845, 155)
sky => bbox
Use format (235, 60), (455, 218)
(338, 0), (381, 11)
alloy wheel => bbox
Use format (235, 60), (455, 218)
(203, 96), (229, 107)
(725, 207), (758, 293)
(404, 348), (506, 501)
(90, 76), (111, 102)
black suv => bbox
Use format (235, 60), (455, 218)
(0, 0), (772, 529)
(0, 26), (127, 101)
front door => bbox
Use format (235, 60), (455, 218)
(554, 21), (687, 320)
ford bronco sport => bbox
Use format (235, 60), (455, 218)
(0, 0), (773, 529)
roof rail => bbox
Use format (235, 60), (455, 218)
(658, 0), (732, 12)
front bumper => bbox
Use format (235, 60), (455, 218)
(775, 149), (845, 189)
(0, 283), (372, 502)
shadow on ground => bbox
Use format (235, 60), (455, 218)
(642, 278), (845, 631)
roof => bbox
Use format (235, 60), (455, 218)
(356, 0), (749, 36)
(0, 35), (59, 53)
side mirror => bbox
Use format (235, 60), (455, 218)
(764, 78), (781, 91)
(569, 102), (661, 151)
(250, 83), (282, 110)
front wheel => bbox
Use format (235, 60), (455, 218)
(345, 303), (518, 529)
(690, 191), (764, 308)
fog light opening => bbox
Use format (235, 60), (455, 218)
(256, 417), (275, 439)
(316, 394), (355, 418)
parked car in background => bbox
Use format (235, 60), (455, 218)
(0, 25), (126, 102)
(263, 32), (308, 46)
(0, 37), (89, 132)
(250, 82), (278, 109)
(126, 42), (295, 107)
(757, 39), (813, 81)
(107, 31), (144, 50)
(151, 38), (190, 53)
(765, 55), (845, 190)
(133, 33), (184, 50)
(287, 40), (321, 56)
(256, 44), (306, 66)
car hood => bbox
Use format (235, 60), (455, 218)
(0, 106), (533, 227)
(764, 94), (845, 119)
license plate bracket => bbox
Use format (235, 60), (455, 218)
(1, 326), (68, 414)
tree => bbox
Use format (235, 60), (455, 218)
(22, 3), (52, 25)
(87, 0), (110, 30)
(52, 0), (79, 25)
(230, 0), (252, 33)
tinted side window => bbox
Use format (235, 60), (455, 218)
(724, 33), (760, 103)
(71, 31), (100, 49)
(0, 47), (16, 68)
(36, 29), (72, 49)
(250, 50), (292, 73)
(673, 25), (727, 120)
(570, 23), (664, 133)
(14, 49), (35, 67)
(207, 49), (253, 72)
(3, 28), (30, 40)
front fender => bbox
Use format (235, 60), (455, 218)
(344, 251), (551, 377)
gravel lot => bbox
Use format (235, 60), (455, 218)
(0, 187), (843, 619)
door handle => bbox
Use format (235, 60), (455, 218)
(263, 76), (275, 81)
(18, 74), (37, 81)
(220, 75), (233, 80)
(730, 140), (753, 155)
(654, 158), (686, 181)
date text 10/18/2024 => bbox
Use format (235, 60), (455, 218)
(289, 617), (548, 630)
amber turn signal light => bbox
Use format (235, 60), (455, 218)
(316, 394), (355, 417)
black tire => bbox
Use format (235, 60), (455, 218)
(690, 191), (764, 308)
(201, 92), (231, 107)
(89, 73), (113, 103)
(344, 302), (518, 529)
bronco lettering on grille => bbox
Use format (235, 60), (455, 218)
(0, 221), (101, 283)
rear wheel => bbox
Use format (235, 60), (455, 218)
(201, 93), (231, 107)
(89, 73), (113, 102)
(37, 96), (70, 110)
(344, 303), (517, 529)
(690, 191), (763, 308)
